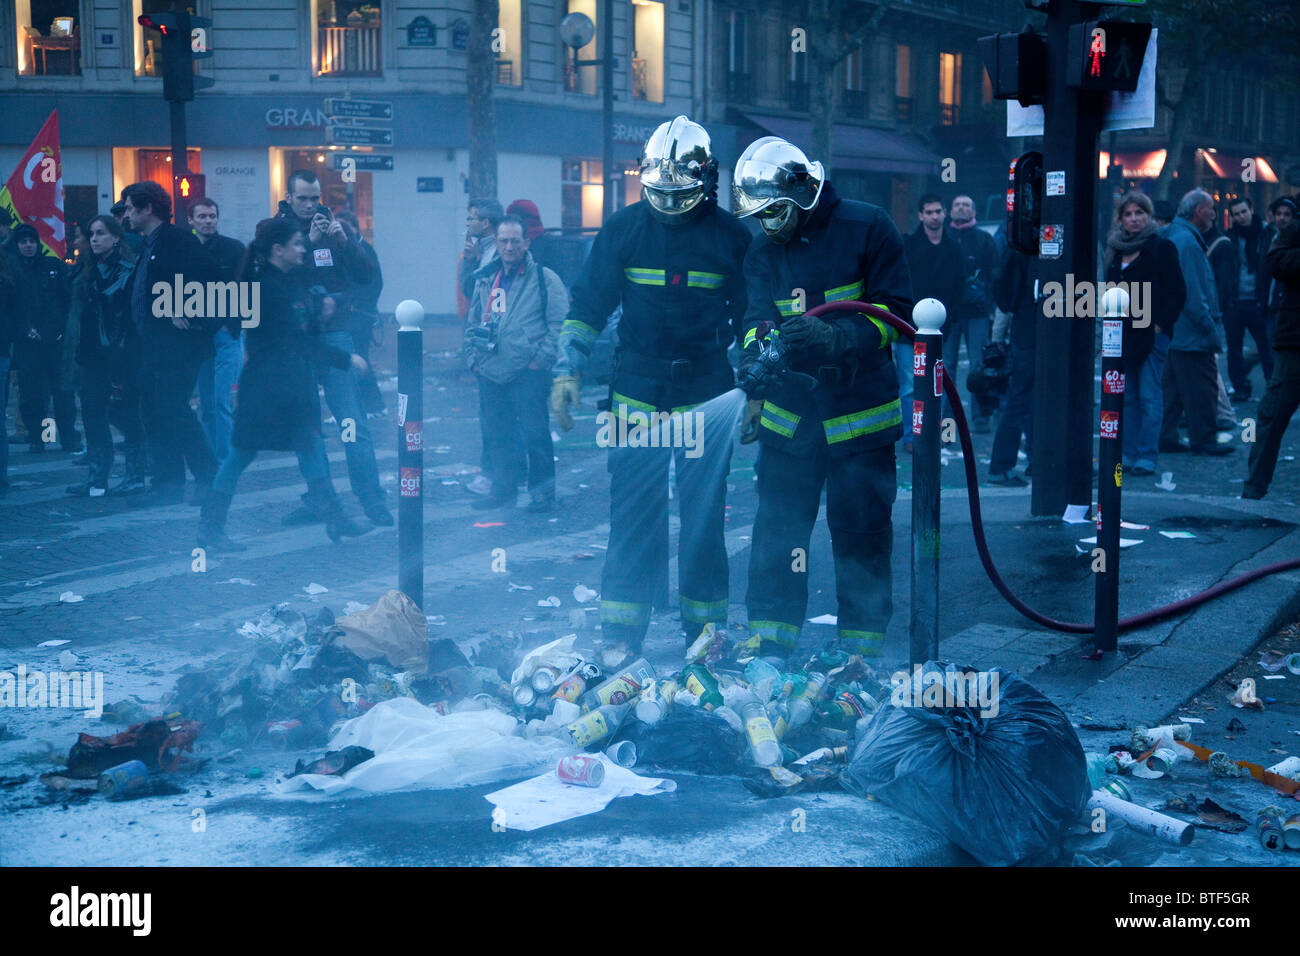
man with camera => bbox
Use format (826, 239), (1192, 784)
(465, 215), (569, 512)
(274, 170), (391, 527)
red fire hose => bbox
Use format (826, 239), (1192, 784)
(806, 300), (1300, 634)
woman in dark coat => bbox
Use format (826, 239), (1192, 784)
(1103, 191), (1187, 476)
(197, 218), (369, 551)
(64, 215), (147, 496)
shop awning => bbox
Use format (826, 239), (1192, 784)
(741, 112), (941, 176)
(1200, 150), (1279, 183)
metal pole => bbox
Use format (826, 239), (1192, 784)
(910, 298), (946, 667)
(169, 99), (188, 222)
(395, 299), (425, 609)
(1093, 287), (1129, 654)
(602, 0), (615, 222)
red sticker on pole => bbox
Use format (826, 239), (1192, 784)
(912, 400), (924, 435)
(1099, 409), (1119, 440)
(405, 421), (423, 452)
(913, 342), (927, 377)
(400, 466), (421, 497)
(1103, 369), (1125, 394)
(933, 359), (944, 397)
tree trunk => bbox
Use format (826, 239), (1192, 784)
(1151, 30), (1205, 203)
(808, 0), (840, 174)
(467, 0), (500, 200)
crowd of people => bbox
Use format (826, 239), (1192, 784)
(0, 170), (392, 549)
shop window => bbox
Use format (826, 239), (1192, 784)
(631, 0), (663, 103)
(312, 0), (382, 77)
(895, 43), (912, 123)
(843, 44), (867, 119)
(561, 158), (603, 229)
(496, 0), (523, 86)
(565, 0), (598, 94)
(724, 8), (752, 104)
(16, 0), (81, 76)
(134, 0), (200, 77)
(135, 149), (202, 216)
(939, 51), (961, 126)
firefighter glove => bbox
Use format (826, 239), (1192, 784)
(739, 399), (763, 444)
(551, 374), (580, 431)
(779, 315), (841, 360)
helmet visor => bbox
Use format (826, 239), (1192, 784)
(644, 184), (706, 216)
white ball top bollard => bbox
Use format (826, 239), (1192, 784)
(1100, 285), (1130, 318)
(395, 299), (425, 331)
(912, 297), (946, 333)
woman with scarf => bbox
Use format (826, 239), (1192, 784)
(64, 215), (147, 496)
(1103, 191), (1187, 477)
(196, 218), (369, 551)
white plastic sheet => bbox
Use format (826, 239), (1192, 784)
(277, 698), (570, 797)
(484, 753), (675, 831)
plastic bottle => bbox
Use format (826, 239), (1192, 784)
(579, 658), (656, 710)
(766, 696), (791, 740)
(743, 658), (782, 701)
(788, 671), (828, 729)
(736, 693), (782, 767)
(819, 690), (869, 730)
(562, 702), (631, 749)
(681, 662), (724, 710)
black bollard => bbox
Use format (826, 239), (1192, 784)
(910, 298), (947, 667)
(395, 299), (425, 610)
(1093, 287), (1128, 653)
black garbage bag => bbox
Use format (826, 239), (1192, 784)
(616, 706), (743, 774)
(842, 661), (1088, 866)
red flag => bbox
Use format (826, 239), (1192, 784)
(0, 110), (64, 258)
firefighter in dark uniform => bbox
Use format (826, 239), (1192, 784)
(551, 116), (751, 661)
(732, 137), (913, 663)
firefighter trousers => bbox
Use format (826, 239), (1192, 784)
(746, 442), (896, 657)
(599, 439), (731, 649)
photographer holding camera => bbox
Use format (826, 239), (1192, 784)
(465, 214), (569, 513)
(275, 170), (391, 528)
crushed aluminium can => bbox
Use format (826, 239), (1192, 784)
(1257, 812), (1285, 851)
(556, 754), (605, 788)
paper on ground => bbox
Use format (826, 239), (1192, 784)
(484, 753), (676, 831)
(276, 698), (570, 797)
(808, 614), (838, 625)
(1078, 537), (1143, 548)
(1062, 504), (1091, 525)
(1159, 530), (1196, 539)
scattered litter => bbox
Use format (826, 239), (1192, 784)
(335, 590), (429, 674)
(427, 615), (447, 627)
(58, 592), (84, 604)
(1228, 678), (1264, 710)
(290, 746), (375, 778)
(1263, 674), (1285, 680)
(573, 552), (595, 560)
(1154, 472), (1176, 491)
(1176, 716), (1205, 724)
(1258, 649), (1291, 672)
(1209, 751), (1247, 778)
(808, 614), (838, 625)
(48, 510), (71, 519)
(1159, 530), (1196, 539)
(1226, 717), (1247, 733)
(57, 650), (77, 669)
(432, 445), (452, 454)
(303, 583), (329, 595)
(1078, 537), (1143, 548)
(1119, 521), (1149, 531)
(219, 578), (257, 586)
(66, 718), (202, 778)
(1061, 504), (1091, 524)
(537, 596), (562, 608)
(507, 582), (534, 592)
(1267, 756), (1300, 781)
(1161, 794), (1249, 834)
(485, 753), (675, 831)
(342, 601), (368, 616)
(37, 640), (70, 648)
(1089, 789), (1194, 845)
(474, 522), (506, 528)
(572, 584), (598, 603)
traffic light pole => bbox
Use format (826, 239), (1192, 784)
(169, 99), (189, 223)
(1030, 0), (1104, 517)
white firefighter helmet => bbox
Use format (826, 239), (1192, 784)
(731, 136), (825, 240)
(640, 115), (718, 218)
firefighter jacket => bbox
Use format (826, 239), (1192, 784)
(741, 182), (913, 457)
(558, 197), (751, 411)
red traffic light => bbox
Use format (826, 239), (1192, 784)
(137, 13), (179, 34)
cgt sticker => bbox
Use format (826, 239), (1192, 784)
(400, 466), (421, 498)
(912, 400), (924, 436)
(913, 342), (927, 377)
(1103, 369), (1125, 394)
(1099, 409), (1119, 440)
(405, 421), (423, 451)
(933, 359), (944, 397)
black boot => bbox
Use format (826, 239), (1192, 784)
(196, 491), (247, 552)
(67, 454), (111, 497)
(113, 444), (149, 495)
(308, 480), (368, 542)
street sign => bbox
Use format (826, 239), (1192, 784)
(324, 98), (394, 120)
(417, 177), (444, 192)
(332, 153), (394, 172)
(326, 126), (394, 146)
